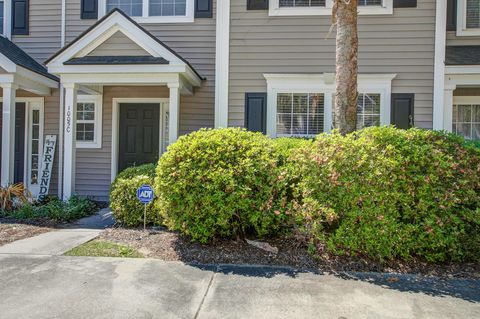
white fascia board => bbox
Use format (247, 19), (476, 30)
(48, 64), (187, 74)
(16, 66), (59, 88)
(445, 65), (480, 75)
(0, 53), (18, 73)
(60, 73), (181, 85)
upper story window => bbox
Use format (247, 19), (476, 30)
(458, 0), (480, 36)
(100, 0), (194, 23)
(269, 0), (393, 16)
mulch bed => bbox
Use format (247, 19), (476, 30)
(99, 227), (480, 279)
(0, 222), (54, 246)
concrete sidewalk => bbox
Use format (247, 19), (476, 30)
(0, 255), (478, 319)
(0, 209), (113, 256)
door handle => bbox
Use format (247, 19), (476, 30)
(409, 115), (414, 128)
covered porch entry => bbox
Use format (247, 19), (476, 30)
(45, 9), (203, 199)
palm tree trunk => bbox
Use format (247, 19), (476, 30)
(334, 0), (359, 135)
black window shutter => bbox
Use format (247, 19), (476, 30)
(393, 0), (417, 8)
(12, 0), (29, 35)
(195, 0), (212, 18)
(245, 93), (267, 134)
(81, 0), (98, 20)
(447, 0), (457, 31)
(247, 0), (269, 10)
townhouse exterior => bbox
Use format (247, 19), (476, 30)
(0, 0), (477, 202)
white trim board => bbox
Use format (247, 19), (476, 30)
(214, 0), (230, 128)
(264, 73), (396, 137)
(111, 98), (169, 181)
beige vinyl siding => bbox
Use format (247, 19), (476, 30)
(12, 0), (62, 64)
(229, 1), (436, 129)
(446, 31), (480, 46)
(87, 31), (150, 56)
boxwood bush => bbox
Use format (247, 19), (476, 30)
(292, 127), (480, 262)
(110, 164), (160, 227)
(155, 128), (289, 243)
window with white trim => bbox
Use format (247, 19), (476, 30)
(452, 103), (480, 140)
(269, 0), (392, 16)
(103, 0), (194, 22)
(264, 73), (395, 138)
(457, 0), (480, 36)
(0, 1), (4, 35)
(76, 96), (103, 148)
(357, 93), (381, 130)
(276, 93), (324, 137)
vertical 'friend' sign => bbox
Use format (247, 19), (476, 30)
(37, 135), (57, 201)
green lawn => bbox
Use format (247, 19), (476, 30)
(64, 240), (143, 258)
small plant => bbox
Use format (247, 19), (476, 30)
(110, 164), (160, 227)
(0, 183), (29, 211)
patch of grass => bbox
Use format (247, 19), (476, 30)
(64, 240), (143, 258)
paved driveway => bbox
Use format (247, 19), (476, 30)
(0, 255), (479, 319)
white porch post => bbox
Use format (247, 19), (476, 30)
(443, 85), (456, 132)
(168, 82), (180, 144)
(1, 83), (18, 187)
(63, 83), (77, 200)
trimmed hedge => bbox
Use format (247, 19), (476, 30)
(155, 128), (289, 243)
(110, 164), (160, 227)
(292, 127), (480, 262)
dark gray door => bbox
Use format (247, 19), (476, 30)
(391, 94), (414, 129)
(118, 103), (160, 173)
(0, 102), (26, 184)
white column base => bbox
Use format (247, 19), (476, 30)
(168, 82), (180, 145)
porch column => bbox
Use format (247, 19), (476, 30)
(168, 82), (180, 144)
(63, 83), (77, 200)
(1, 83), (18, 186)
(443, 85), (456, 132)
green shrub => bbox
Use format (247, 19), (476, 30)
(110, 164), (160, 227)
(6, 195), (97, 222)
(155, 128), (288, 243)
(292, 127), (480, 262)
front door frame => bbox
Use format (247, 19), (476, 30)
(16, 97), (44, 196)
(111, 98), (169, 182)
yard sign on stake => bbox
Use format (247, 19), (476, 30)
(136, 184), (154, 230)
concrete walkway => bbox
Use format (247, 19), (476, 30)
(0, 208), (114, 256)
(0, 255), (479, 319)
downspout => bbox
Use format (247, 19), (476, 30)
(58, 0), (66, 198)
(433, 0), (447, 130)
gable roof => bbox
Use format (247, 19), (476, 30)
(0, 36), (58, 81)
(446, 46), (480, 66)
(45, 8), (204, 80)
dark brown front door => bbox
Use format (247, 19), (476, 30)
(0, 102), (26, 184)
(118, 103), (160, 173)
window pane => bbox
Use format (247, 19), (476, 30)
(467, 0), (480, 29)
(106, 0), (143, 17)
(276, 93), (324, 136)
(453, 103), (479, 140)
(150, 0), (187, 16)
(279, 0), (325, 7)
(77, 123), (95, 142)
(474, 105), (480, 122)
(358, 0), (382, 5)
(0, 1), (4, 35)
(357, 93), (381, 130)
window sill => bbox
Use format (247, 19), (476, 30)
(456, 28), (480, 37)
(76, 141), (102, 149)
(269, 7), (393, 16)
(132, 15), (194, 24)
